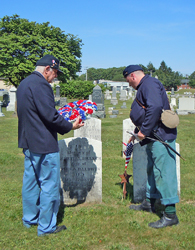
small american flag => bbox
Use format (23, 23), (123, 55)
(123, 142), (134, 169)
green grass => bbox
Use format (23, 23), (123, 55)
(0, 99), (195, 250)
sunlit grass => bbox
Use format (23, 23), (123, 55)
(0, 98), (195, 250)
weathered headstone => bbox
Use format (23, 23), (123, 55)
(171, 87), (174, 96)
(104, 90), (111, 100)
(74, 117), (101, 141)
(108, 107), (113, 114)
(2, 93), (9, 107)
(122, 118), (135, 153)
(110, 87), (118, 105)
(92, 85), (105, 118)
(121, 102), (127, 109)
(132, 142), (181, 203)
(59, 137), (102, 205)
(59, 97), (67, 107)
(177, 98), (195, 115)
(7, 87), (17, 111)
(171, 98), (176, 107)
(119, 90), (127, 101)
(0, 101), (5, 117)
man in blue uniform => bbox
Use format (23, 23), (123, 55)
(123, 65), (179, 228)
(17, 54), (84, 236)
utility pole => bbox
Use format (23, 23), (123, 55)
(85, 67), (88, 81)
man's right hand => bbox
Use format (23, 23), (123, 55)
(72, 116), (84, 130)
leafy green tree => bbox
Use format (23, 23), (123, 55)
(189, 71), (195, 88)
(0, 14), (83, 87)
(60, 80), (94, 99)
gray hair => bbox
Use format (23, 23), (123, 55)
(35, 66), (53, 74)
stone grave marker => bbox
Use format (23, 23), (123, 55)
(104, 89), (111, 100)
(7, 87), (17, 111)
(132, 142), (181, 203)
(171, 98), (176, 107)
(74, 117), (101, 141)
(59, 137), (102, 205)
(121, 102), (127, 109)
(119, 89), (127, 101)
(177, 98), (195, 115)
(92, 85), (105, 118)
(2, 93), (9, 107)
(59, 97), (67, 107)
(122, 118), (135, 154)
(110, 86), (118, 105)
(0, 101), (5, 117)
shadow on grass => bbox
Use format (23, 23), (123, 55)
(57, 200), (86, 225)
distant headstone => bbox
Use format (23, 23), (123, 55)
(7, 87), (17, 111)
(104, 90), (111, 100)
(92, 85), (103, 104)
(89, 95), (92, 101)
(59, 137), (102, 205)
(56, 85), (60, 99)
(110, 87), (118, 105)
(121, 102), (127, 109)
(92, 85), (105, 118)
(171, 87), (174, 96)
(0, 101), (5, 117)
(109, 115), (117, 118)
(2, 93), (9, 107)
(177, 98), (195, 114)
(112, 110), (119, 115)
(171, 98), (176, 107)
(74, 118), (101, 141)
(59, 97), (67, 107)
(108, 107), (113, 114)
(119, 90), (127, 101)
(132, 142), (181, 203)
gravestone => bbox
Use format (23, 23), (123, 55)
(171, 87), (174, 96)
(0, 101), (5, 117)
(121, 102), (127, 109)
(108, 107), (113, 114)
(132, 142), (181, 203)
(88, 95), (92, 101)
(59, 137), (102, 205)
(110, 87), (118, 105)
(92, 85), (105, 118)
(112, 110), (119, 115)
(119, 90), (127, 101)
(122, 118), (135, 154)
(74, 117), (101, 141)
(104, 90), (111, 100)
(55, 85), (60, 106)
(7, 87), (17, 111)
(177, 98), (195, 115)
(59, 97), (67, 107)
(171, 98), (176, 107)
(2, 93), (9, 107)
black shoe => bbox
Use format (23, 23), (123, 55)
(148, 213), (179, 229)
(129, 199), (155, 213)
(53, 225), (67, 234)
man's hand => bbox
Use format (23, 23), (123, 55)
(137, 130), (145, 141)
(72, 116), (84, 130)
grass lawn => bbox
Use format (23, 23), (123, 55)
(0, 98), (195, 250)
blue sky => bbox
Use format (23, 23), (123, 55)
(1, 0), (195, 76)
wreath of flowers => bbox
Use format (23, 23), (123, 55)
(58, 100), (97, 123)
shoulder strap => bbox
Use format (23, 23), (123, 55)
(136, 98), (146, 109)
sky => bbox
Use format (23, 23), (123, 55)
(0, 0), (195, 76)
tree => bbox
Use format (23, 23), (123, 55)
(0, 14), (83, 87)
(60, 80), (94, 99)
(189, 71), (195, 88)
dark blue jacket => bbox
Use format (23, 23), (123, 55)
(130, 75), (177, 143)
(17, 71), (73, 154)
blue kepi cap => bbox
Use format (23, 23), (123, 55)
(123, 65), (143, 78)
